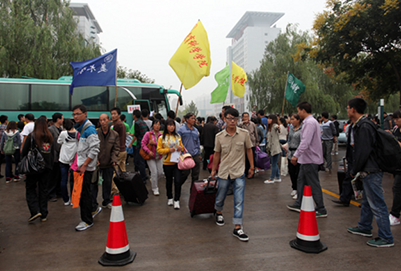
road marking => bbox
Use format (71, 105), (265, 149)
(322, 188), (361, 207)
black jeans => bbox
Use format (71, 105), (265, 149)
(288, 161), (300, 190)
(5, 151), (20, 178)
(91, 167), (114, 208)
(390, 174), (401, 218)
(48, 162), (61, 199)
(203, 147), (214, 170)
(164, 164), (181, 201)
(80, 171), (94, 225)
(26, 170), (51, 218)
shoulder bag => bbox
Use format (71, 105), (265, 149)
(140, 132), (153, 160)
(17, 136), (46, 175)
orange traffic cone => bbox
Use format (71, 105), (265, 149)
(289, 185), (327, 253)
(98, 194), (136, 266)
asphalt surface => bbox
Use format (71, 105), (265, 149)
(1, 146), (400, 270)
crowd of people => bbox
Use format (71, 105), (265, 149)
(0, 97), (399, 246)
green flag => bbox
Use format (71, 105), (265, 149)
(285, 72), (306, 107)
(210, 64), (230, 104)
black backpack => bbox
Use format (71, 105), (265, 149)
(365, 121), (401, 174)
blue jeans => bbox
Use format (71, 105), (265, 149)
(5, 151), (20, 178)
(358, 172), (393, 243)
(215, 174), (245, 225)
(270, 153), (280, 180)
(60, 163), (70, 203)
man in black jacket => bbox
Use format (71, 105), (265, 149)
(201, 116), (219, 170)
(346, 98), (394, 248)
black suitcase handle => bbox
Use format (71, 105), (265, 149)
(203, 176), (218, 194)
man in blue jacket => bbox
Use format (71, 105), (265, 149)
(72, 104), (100, 231)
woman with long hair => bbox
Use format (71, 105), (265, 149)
(287, 114), (302, 200)
(141, 119), (163, 196)
(22, 117), (54, 222)
(264, 115), (281, 184)
(0, 121), (21, 183)
(156, 119), (186, 209)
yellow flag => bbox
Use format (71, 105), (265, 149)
(169, 21), (211, 90)
(231, 61), (247, 98)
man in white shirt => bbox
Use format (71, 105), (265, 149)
(20, 113), (35, 151)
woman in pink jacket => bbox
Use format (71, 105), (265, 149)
(141, 119), (163, 195)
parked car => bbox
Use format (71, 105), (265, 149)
(337, 120), (348, 144)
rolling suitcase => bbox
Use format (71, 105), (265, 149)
(113, 168), (148, 205)
(337, 158), (347, 195)
(189, 177), (218, 217)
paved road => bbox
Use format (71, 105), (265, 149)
(1, 146), (400, 270)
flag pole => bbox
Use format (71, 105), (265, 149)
(114, 50), (118, 107)
(281, 72), (289, 116)
(175, 83), (183, 119)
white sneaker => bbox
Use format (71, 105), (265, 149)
(75, 221), (93, 231)
(167, 199), (173, 206)
(64, 199), (71, 206)
(153, 190), (160, 196)
(174, 201), (180, 209)
(290, 190), (297, 196)
(274, 178), (282, 183)
(264, 180), (275, 184)
(389, 214), (400, 226)
(292, 194), (297, 200)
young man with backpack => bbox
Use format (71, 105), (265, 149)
(346, 98), (394, 248)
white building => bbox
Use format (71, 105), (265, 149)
(69, 3), (102, 46)
(226, 11), (284, 112)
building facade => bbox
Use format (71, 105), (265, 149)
(225, 11), (284, 112)
(69, 3), (102, 46)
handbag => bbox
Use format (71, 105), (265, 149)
(254, 148), (270, 170)
(178, 150), (195, 170)
(280, 156), (288, 176)
(17, 136), (46, 175)
(140, 132), (153, 160)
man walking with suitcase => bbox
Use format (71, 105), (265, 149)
(211, 107), (254, 242)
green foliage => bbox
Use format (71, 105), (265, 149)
(247, 24), (354, 116)
(0, 0), (101, 79)
(313, 0), (401, 102)
(117, 66), (155, 84)
(179, 100), (199, 117)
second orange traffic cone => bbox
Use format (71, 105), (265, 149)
(98, 194), (136, 266)
(289, 185), (327, 253)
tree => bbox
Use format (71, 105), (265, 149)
(247, 24), (352, 115)
(180, 100), (199, 117)
(308, 0), (401, 103)
(117, 66), (155, 83)
(0, 0), (101, 79)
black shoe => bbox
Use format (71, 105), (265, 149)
(0, 174), (4, 178)
(332, 200), (350, 207)
(215, 213), (224, 226)
(233, 228), (249, 242)
(48, 197), (57, 202)
(28, 213), (42, 222)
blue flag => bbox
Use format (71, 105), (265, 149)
(69, 49), (117, 95)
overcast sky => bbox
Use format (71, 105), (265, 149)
(71, 0), (327, 105)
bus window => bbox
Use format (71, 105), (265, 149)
(152, 99), (168, 118)
(109, 87), (134, 111)
(0, 83), (30, 110)
(31, 84), (70, 111)
(72, 86), (109, 111)
(134, 100), (150, 112)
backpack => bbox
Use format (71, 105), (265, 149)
(3, 133), (16, 155)
(365, 121), (401, 174)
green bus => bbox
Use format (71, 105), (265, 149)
(0, 76), (182, 125)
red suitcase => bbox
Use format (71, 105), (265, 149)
(189, 177), (218, 217)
